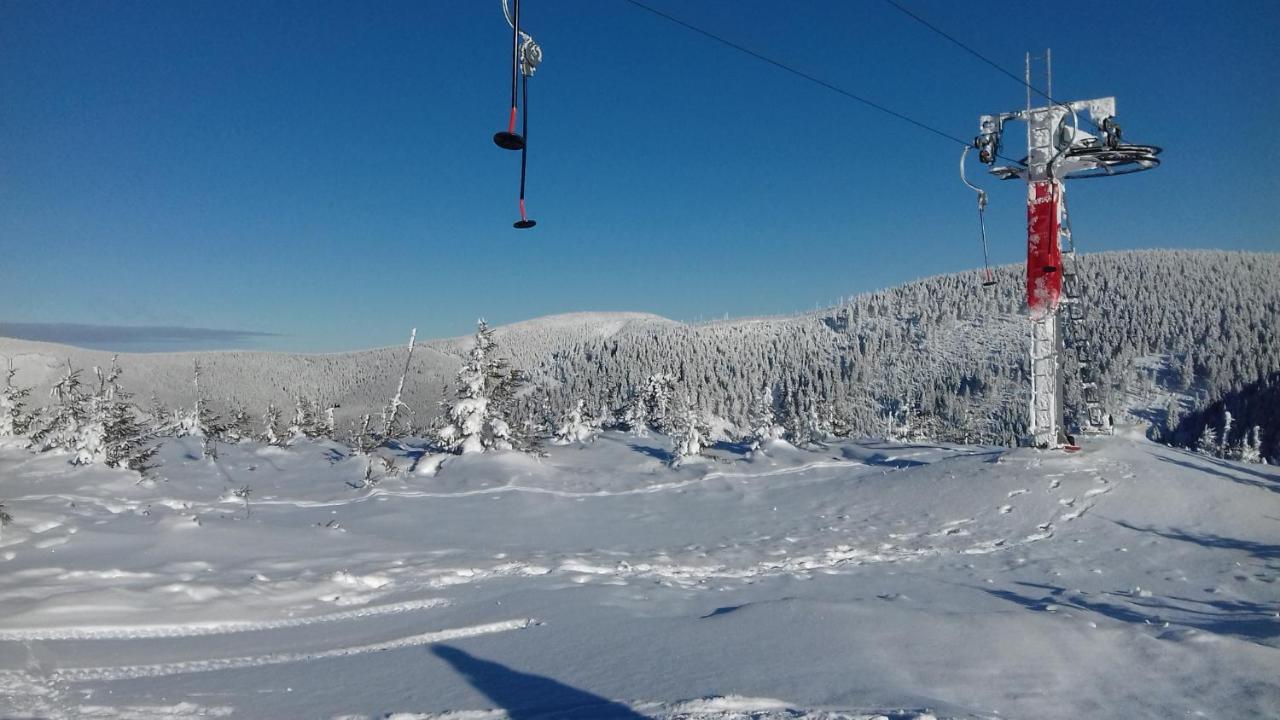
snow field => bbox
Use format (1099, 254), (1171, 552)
(0, 429), (1276, 718)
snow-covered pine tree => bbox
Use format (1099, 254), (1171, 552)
(145, 393), (173, 437)
(1196, 422), (1218, 456)
(71, 361), (114, 466)
(348, 413), (381, 455)
(94, 360), (158, 473)
(225, 400), (253, 443)
(668, 398), (707, 467)
(0, 501), (10, 541)
(287, 396), (316, 442)
(618, 391), (648, 436)
(553, 399), (597, 445)
(261, 402), (284, 446)
(177, 361), (223, 459)
(1241, 426), (1264, 464)
(1163, 397), (1182, 442)
(317, 402), (339, 440)
(437, 320), (525, 454)
(30, 360), (88, 453)
(746, 385), (784, 450)
(640, 373), (677, 434)
(0, 358), (32, 439)
(1220, 410), (1235, 459)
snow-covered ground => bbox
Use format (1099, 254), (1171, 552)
(0, 428), (1276, 719)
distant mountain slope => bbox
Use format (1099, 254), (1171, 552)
(2, 251), (1276, 444)
(0, 312), (675, 431)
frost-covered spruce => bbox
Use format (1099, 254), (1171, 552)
(0, 501), (10, 541)
(669, 400), (707, 467)
(437, 320), (526, 454)
(261, 402), (284, 446)
(553, 399), (597, 445)
(225, 400), (254, 443)
(95, 360), (158, 473)
(1240, 426), (1264, 464)
(348, 413), (381, 455)
(746, 385), (784, 450)
(177, 361), (224, 459)
(1197, 423), (1219, 456)
(0, 358), (32, 439)
(30, 360), (88, 453)
(145, 393), (174, 437)
(287, 396), (313, 442)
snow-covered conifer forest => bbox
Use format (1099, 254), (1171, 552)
(0, 248), (1277, 719)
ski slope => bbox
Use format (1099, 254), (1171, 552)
(0, 428), (1276, 718)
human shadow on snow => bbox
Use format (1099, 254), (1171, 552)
(626, 442), (675, 464)
(431, 645), (648, 719)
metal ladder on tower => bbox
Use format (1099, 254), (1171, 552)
(1057, 192), (1109, 434)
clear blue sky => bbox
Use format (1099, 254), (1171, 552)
(2, 1), (1276, 352)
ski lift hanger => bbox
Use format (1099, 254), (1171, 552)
(493, 0), (541, 230)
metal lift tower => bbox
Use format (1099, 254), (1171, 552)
(966, 52), (1160, 449)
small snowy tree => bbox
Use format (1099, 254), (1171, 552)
(30, 360), (88, 453)
(318, 402), (339, 440)
(177, 361), (223, 459)
(553, 399), (597, 445)
(639, 374), (677, 434)
(437, 320), (525, 455)
(1196, 422), (1219, 456)
(1241, 426), (1264, 464)
(145, 393), (173, 436)
(1163, 397), (1182, 441)
(619, 394), (649, 436)
(0, 358), (32, 439)
(71, 363), (112, 466)
(668, 401), (708, 467)
(225, 400), (253, 443)
(1220, 410), (1235, 459)
(287, 396), (322, 442)
(261, 402), (284, 446)
(96, 360), (158, 473)
(746, 385), (784, 450)
(0, 501), (11, 541)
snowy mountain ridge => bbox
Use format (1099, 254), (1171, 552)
(2, 250), (1277, 447)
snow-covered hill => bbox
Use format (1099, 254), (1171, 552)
(0, 427), (1276, 718)
(2, 250), (1277, 446)
(0, 311), (675, 434)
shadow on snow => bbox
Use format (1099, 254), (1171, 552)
(431, 644), (649, 719)
(978, 580), (1279, 646)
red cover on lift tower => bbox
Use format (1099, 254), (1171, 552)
(1026, 180), (1062, 315)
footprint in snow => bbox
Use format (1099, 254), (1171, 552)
(1007, 488), (1028, 498)
(998, 505), (1014, 514)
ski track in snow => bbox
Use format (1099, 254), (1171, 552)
(0, 597), (449, 641)
(4, 618), (540, 683)
(250, 460), (875, 508)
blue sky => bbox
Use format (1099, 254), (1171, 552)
(1, 1), (1276, 352)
